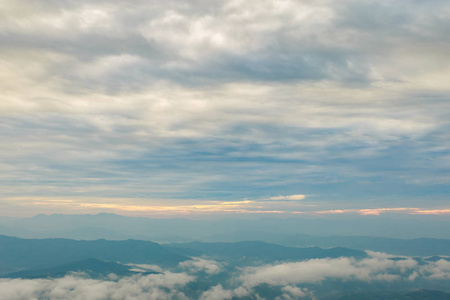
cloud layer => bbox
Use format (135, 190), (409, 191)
(1, 253), (449, 300)
(201, 252), (450, 299)
(0, 272), (194, 300)
(1, 0), (449, 215)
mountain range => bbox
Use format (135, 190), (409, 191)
(0, 235), (367, 278)
(1, 213), (449, 256)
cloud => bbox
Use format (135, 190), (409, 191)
(314, 208), (450, 216)
(281, 286), (308, 299)
(420, 259), (450, 280)
(199, 284), (252, 300)
(126, 264), (163, 273)
(269, 195), (306, 201)
(2, 0), (449, 90)
(0, 197), (306, 216)
(199, 284), (233, 300)
(239, 253), (424, 287)
(198, 253), (450, 299)
(0, 272), (194, 300)
(179, 258), (224, 275)
(0, 253), (449, 299)
(0, 0), (449, 214)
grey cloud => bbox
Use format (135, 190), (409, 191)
(2, 0), (449, 91)
(1, 82), (446, 198)
(1, 0), (449, 208)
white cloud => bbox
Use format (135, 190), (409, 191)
(420, 259), (450, 280)
(126, 264), (163, 273)
(200, 284), (233, 300)
(0, 254), (449, 299)
(195, 253), (450, 300)
(0, 272), (194, 300)
(179, 258), (224, 275)
(239, 253), (429, 287)
(200, 284), (252, 300)
(281, 285), (307, 298)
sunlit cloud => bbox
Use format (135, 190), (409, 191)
(1, 197), (291, 216)
(410, 209), (450, 215)
(1, 197), (449, 217)
(268, 195), (306, 201)
(314, 208), (450, 216)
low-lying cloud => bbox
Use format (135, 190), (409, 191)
(1, 253), (449, 299)
(0, 272), (194, 300)
(179, 258), (224, 275)
(239, 252), (420, 287)
(199, 252), (450, 300)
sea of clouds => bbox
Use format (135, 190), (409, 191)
(1, 252), (449, 300)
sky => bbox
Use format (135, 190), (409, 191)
(0, 0), (449, 217)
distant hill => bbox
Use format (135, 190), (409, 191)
(0, 258), (156, 279)
(205, 231), (450, 257)
(1, 214), (450, 258)
(1, 213), (450, 242)
(0, 235), (370, 278)
(338, 289), (450, 300)
(167, 241), (367, 263)
(1, 213), (450, 258)
(0, 235), (188, 276)
(281, 234), (450, 257)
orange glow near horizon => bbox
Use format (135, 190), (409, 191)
(314, 208), (450, 216)
(29, 199), (285, 215)
(2, 196), (449, 217)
